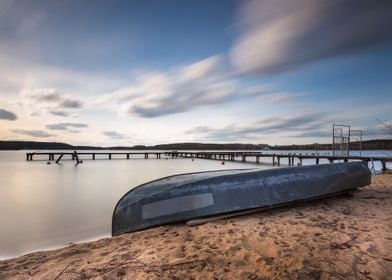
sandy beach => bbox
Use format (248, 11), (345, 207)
(1, 174), (391, 280)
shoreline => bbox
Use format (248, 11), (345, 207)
(1, 174), (391, 279)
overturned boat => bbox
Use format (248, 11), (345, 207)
(112, 162), (370, 236)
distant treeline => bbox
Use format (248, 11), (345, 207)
(0, 141), (105, 150)
(269, 139), (392, 150)
(133, 143), (270, 150)
(0, 139), (391, 151)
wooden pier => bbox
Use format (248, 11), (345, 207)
(25, 151), (392, 170)
(26, 152), (168, 162)
(171, 151), (391, 171)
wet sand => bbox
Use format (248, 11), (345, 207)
(1, 174), (391, 280)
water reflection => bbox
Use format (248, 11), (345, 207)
(0, 150), (262, 259)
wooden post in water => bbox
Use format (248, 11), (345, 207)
(55, 154), (64, 164)
(74, 152), (80, 165)
(277, 156), (280, 166)
(92, 153), (96, 160)
(316, 157), (319, 165)
(72, 151), (80, 165)
(381, 161), (387, 171)
(109, 153), (112, 160)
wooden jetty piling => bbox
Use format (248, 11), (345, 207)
(55, 154), (64, 164)
(74, 152), (80, 164)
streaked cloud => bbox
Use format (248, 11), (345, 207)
(258, 92), (300, 104)
(0, 53), (120, 95)
(96, 56), (294, 118)
(376, 120), (392, 137)
(293, 130), (331, 138)
(46, 122), (88, 132)
(102, 131), (126, 140)
(24, 89), (62, 102)
(11, 129), (54, 138)
(58, 99), (82, 109)
(231, 0), (392, 75)
(49, 110), (71, 117)
(187, 112), (330, 141)
(0, 108), (17, 120)
(19, 87), (84, 117)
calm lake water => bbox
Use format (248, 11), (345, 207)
(0, 149), (390, 259)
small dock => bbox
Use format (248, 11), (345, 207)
(25, 151), (392, 170)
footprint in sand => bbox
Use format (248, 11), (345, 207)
(208, 243), (219, 250)
(175, 246), (186, 258)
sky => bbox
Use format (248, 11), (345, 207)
(0, 0), (391, 146)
